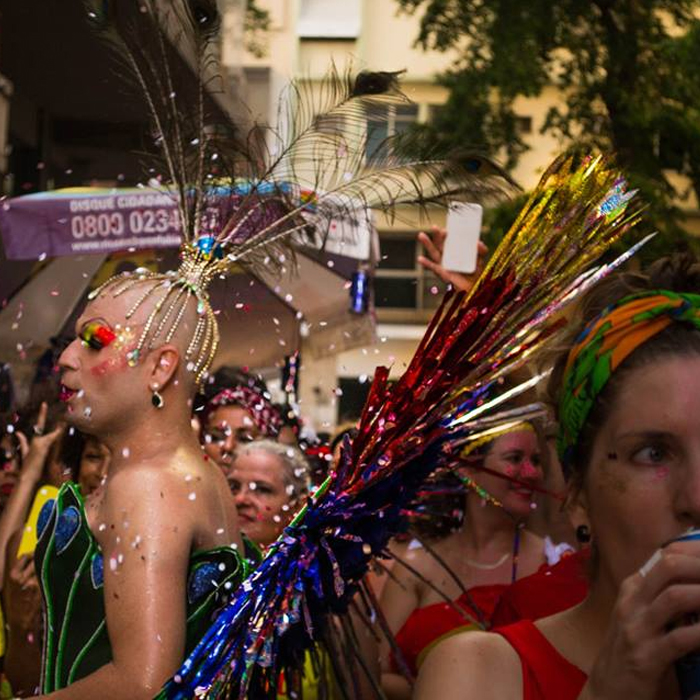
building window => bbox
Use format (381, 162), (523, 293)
(427, 106), (531, 135)
(366, 104), (419, 160)
(374, 233), (447, 311)
(337, 376), (396, 423)
(298, 0), (361, 39)
(427, 104), (445, 123)
(337, 377), (371, 423)
(313, 113), (346, 136)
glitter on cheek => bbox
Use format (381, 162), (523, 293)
(599, 467), (628, 494)
(90, 350), (131, 377)
(653, 466), (670, 480)
(112, 325), (137, 351)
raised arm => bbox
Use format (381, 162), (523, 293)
(0, 404), (61, 589)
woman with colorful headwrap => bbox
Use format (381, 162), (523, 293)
(415, 253), (700, 700)
(379, 417), (574, 699)
(201, 381), (282, 472)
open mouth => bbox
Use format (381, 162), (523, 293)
(59, 384), (77, 403)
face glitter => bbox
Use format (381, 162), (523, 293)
(653, 466), (670, 480)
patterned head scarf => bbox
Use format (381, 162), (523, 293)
(204, 386), (282, 437)
(557, 290), (700, 473)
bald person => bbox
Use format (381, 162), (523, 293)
(36, 278), (243, 699)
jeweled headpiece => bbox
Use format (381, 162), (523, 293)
(85, 0), (510, 385)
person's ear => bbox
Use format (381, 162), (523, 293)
(566, 482), (592, 544)
(147, 345), (180, 392)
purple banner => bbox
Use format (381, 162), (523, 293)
(0, 190), (182, 260)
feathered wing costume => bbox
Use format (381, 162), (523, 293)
(157, 153), (648, 699)
(84, 0), (509, 385)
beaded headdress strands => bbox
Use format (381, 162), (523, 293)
(84, 0), (510, 385)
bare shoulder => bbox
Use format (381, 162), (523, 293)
(103, 462), (192, 508)
(395, 536), (450, 575)
(104, 449), (222, 507)
(414, 631), (522, 700)
(382, 539), (435, 596)
(97, 463), (198, 547)
(407, 532), (469, 581)
(524, 529), (545, 549)
(98, 451), (238, 552)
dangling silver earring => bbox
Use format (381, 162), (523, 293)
(151, 387), (164, 409)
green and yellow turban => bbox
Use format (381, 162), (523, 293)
(558, 290), (700, 473)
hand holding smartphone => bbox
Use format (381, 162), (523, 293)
(442, 203), (483, 274)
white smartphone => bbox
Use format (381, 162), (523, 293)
(442, 203), (483, 274)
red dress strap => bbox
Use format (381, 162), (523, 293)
(496, 620), (587, 700)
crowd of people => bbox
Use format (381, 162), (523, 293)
(0, 222), (699, 700)
(0, 353), (325, 696)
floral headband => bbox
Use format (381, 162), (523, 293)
(205, 386), (282, 437)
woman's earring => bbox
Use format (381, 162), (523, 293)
(151, 387), (164, 409)
(575, 524), (591, 543)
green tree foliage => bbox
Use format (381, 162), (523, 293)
(245, 0), (271, 58)
(397, 0), (700, 259)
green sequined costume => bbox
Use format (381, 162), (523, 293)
(34, 482), (254, 692)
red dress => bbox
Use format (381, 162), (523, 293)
(391, 547), (588, 677)
(392, 584), (506, 676)
(496, 620), (587, 699)
(491, 548), (589, 628)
